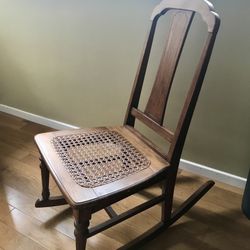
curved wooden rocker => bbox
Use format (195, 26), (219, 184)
(35, 0), (220, 249)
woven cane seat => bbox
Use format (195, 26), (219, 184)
(52, 130), (150, 188)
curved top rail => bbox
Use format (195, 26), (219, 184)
(151, 0), (219, 32)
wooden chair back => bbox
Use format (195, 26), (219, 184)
(124, 0), (220, 166)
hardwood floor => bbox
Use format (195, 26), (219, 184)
(0, 111), (249, 250)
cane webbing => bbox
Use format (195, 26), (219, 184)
(52, 130), (150, 188)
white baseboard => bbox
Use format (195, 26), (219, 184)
(0, 104), (247, 189)
(0, 104), (79, 130)
(180, 159), (246, 189)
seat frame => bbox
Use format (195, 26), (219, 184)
(35, 0), (220, 249)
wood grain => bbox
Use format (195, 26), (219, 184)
(0, 111), (249, 250)
(34, 126), (169, 207)
(144, 10), (193, 125)
(20, 1), (221, 249)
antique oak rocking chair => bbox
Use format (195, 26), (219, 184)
(35, 0), (220, 249)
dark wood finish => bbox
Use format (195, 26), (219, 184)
(104, 206), (118, 218)
(131, 108), (174, 142)
(144, 10), (194, 125)
(124, 16), (158, 128)
(2, 111), (249, 250)
(118, 181), (215, 250)
(39, 158), (50, 201)
(35, 157), (68, 207)
(169, 180), (215, 224)
(35, 126), (169, 208)
(117, 222), (165, 250)
(35, 195), (67, 207)
(167, 32), (220, 163)
(73, 209), (91, 250)
(34, 0), (220, 249)
(88, 195), (165, 238)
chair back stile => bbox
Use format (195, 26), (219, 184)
(34, 1), (220, 249)
(124, 0), (220, 167)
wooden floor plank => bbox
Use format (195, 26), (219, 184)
(0, 208), (75, 250)
(0, 220), (47, 250)
(0, 111), (250, 250)
(0, 112), (27, 130)
(0, 156), (49, 197)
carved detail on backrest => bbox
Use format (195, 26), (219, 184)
(151, 0), (217, 32)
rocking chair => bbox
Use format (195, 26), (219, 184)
(35, 0), (220, 249)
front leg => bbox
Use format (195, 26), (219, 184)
(73, 209), (91, 250)
(40, 157), (50, 200)
(35, 157), (67, 207)
(36, 157), (50, 203)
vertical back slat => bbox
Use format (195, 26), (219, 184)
(144, 10), (194, 125)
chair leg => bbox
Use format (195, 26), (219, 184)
(73, 209), (91, 250)
(161, 167), (215, 225)
(169, 180), (215, 225)
(35, 157), (67, 207)
(35, 157), (50, 203)
(40, 158), (50, 201)
(161, 174), (176, 223)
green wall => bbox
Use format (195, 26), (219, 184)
(0, 0), (249, 177)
